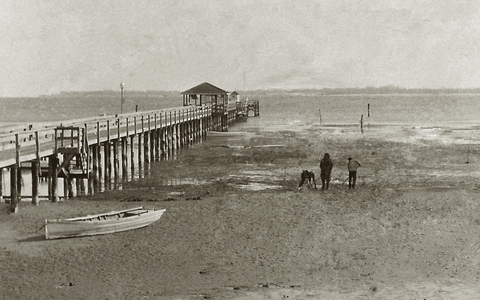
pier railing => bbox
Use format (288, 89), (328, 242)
(0, 105), (212, 169)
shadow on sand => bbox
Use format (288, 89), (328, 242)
(17, 235), (46, 243)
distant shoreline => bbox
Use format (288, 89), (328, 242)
(3, 88), (480, 99)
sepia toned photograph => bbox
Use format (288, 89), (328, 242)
(1, 1), (480, 299)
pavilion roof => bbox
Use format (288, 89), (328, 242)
(181, 82), (228, 95)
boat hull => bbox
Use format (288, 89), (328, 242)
(45, 208), (165, 240)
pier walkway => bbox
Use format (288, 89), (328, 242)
(0, 102), (257, 213)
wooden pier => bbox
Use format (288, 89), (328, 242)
(0, 99), (259, 213)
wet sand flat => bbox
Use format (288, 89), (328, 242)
(1, 119), (480, 299)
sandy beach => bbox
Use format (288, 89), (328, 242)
(1, 115), (480, 299)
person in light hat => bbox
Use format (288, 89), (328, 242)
(347, 157), (361, 189)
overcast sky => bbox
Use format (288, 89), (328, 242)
(2, 0), (480, 97)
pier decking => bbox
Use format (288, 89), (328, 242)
(0, 100), (260, 213)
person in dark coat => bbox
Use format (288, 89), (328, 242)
(319, 153), (333, 190)
(298, 169), (317, 189)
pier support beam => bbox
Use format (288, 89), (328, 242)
(113, 139), (119, 187)
(137, 132), (143, 178)
(32, 161), (40, 205)
(89, 145), (95, 196)
(0, 168), (3, 203)
(10, 167), (18, 212)
(98, 144), (103, 193)
(144, 130), (150, 164)
(121, 137), (128, 180)
(159, 128), (166, 159)
(130, 135), (135, 180)
(49, 154), (59, 202)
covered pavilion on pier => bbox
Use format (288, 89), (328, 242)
(181, 82), (229, 115)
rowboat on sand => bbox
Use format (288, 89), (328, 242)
(45, 207), (166, 240)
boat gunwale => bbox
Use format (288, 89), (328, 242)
(46, 206), (147, 223)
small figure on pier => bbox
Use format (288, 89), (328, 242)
(298, 169), (317, 190)
(319, 153), (333, 190)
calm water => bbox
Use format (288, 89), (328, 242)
(254, 93), (480, 127)
(1, 93), (479, 126)
(0, 94), (180, 125)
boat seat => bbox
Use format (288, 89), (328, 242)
(124, 210), (149, 216)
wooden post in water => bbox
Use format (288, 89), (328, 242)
(360, 114), (364, 134)
(368, 103), (370, 117)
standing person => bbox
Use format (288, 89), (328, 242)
(347, 157), (361, 189)
(298, 169), (317, 190)
(319, 153), (333, 190)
